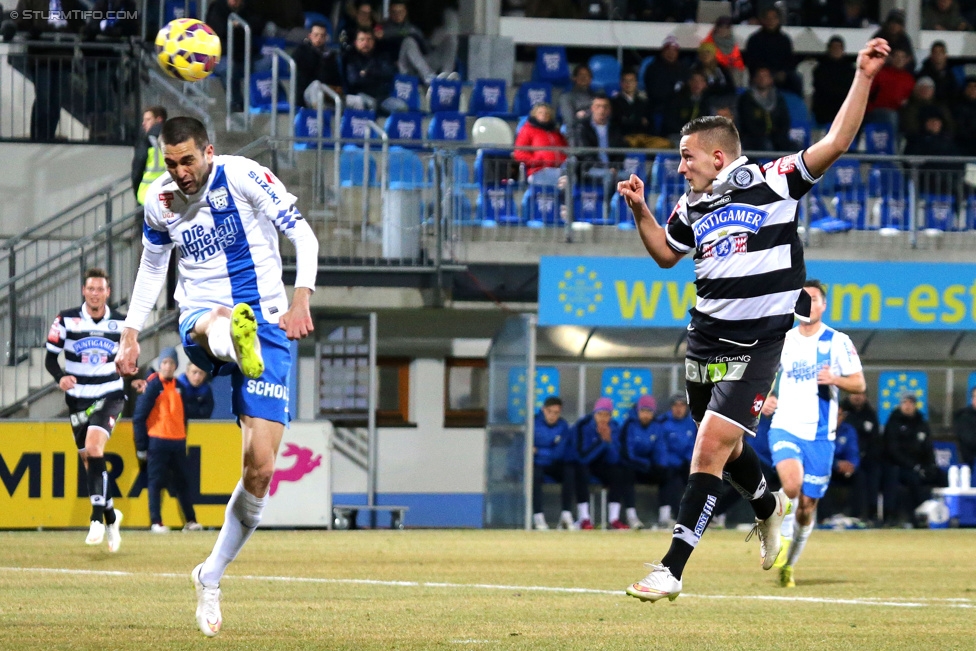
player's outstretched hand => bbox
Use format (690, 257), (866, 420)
(116, 328), (140, 377)
(279, 287), (314, 340)
(857, 38), (890, 79)
(761, 394), (778, 417)
(617, 174), (645, 211)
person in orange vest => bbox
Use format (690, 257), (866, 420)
(133, 347), (202, 532)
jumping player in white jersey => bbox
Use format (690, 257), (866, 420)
(618, 38), (889, 604)
(767, 280), (865, 588)
(115, 117), (319, 637)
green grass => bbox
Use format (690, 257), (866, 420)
(1, 528), (975, 650)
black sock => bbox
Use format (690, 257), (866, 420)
(723, 443), (776, 521)
(103, 497), (116, 526)
(660, 472), (723, 580)
(87, 456), (107, 524)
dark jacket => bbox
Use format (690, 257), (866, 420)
(343, 48), (395, 100)
(643, 57), (688, 113)
(953, 405), (976, 466)
(534, 411), (571, 467)
(954, 96), (976, 156)
(744, 25), (795, 75)
(662, 88), (711, 137)
(833, 421), (861, 471)
(82, 0), (138, 40)
(657, 410), (697, 468)
(571, 118), (625, 167)
(883, 408), (934, 470)
(918, 58), (959, 106)
(619, 407), (663, 473)
(840, 398), (882, 462)
(14, 0), (85, 57)
(131, 120), (163, 199)
(736, 89), (792, 151)
(571, 413), (620, 466)
(177, 374), (214, 421)
(610, 91), (652, 136)
(206, 0), (265, 63)
(293, 40), (341, 106)
(692, 62), (736, 99)
(812, 56), (856, 125)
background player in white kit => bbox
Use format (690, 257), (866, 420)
(766, 280), (865, 588)
(115, 117), (319, 637)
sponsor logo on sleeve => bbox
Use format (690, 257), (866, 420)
(248, 170), (281, 205)
(776, 155), (797, 175)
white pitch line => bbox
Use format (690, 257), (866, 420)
(0, 566), (972, 609)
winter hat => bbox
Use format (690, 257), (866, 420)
(637, 395), (657, 411)
(594, 397), (614, 413)
(159, 347), (178, 365)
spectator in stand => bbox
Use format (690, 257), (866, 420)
(662, 70), (712, 141)
(702, 16), (745, 88)
(882, 393), (943, 527)
(342, 28), (402, 112)
(841, 391), (883, 524)
(954, 77), (976, 155)
(207, 0), (267, 113)
(132, 348), (204, 533)
(819, 406), (861, 519)
(531, 397), (587, 530)
(923, 0), (970, 30)
(865, 47), (915, 134)
(918, 41), (959, 107)
(558, 64), (595, 128)
(829, 0), (874, 28)
(619, 395), (663, 530)
(656, 394), (696, 529)
(744, 7), (802, 96)
(572, 398), (630, 529)
(904, 106), (964, 195)
(294, 22), (342, 109)
(873, 9), (914, 70)
(812, 36), (856, 126)
(900, 77), (954, 140)
(571, 92), (626, 177)
(336, 1), (381, 52)
(612, 69), (670, 149)
(693, 42), (736, 99)
(260, 0), (306, 43)
(513, 102), (568, 179)
(953, 387), (976, 468)
(643, 36), (689, 123)
(381, 1), (457, 84)
(736, 66), (792, 151)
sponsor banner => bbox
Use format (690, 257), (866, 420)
(599, 367), (652, 420)
(260, 421), (331, 527)
(507, 366), (559, 424)
(539, 256), (976, 330)
(877, 371), (928, 425)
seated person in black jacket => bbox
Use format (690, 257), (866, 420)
(343, 28), (404, 113)
(612, 69), (670, 149)
(882, 393), (944, 526)
(295, 22), (341, 108)
(662, 70), (712, 142)
(736, 66), (793, 152)
(571, 93), (626, 180)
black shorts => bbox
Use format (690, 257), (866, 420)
(684, 329), (783, 436)
(66, 394), (125, 451)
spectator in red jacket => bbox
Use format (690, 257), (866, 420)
(702, 16), (745, 86)
(866, 48), (916, 133)
(514, 102), (568, 178)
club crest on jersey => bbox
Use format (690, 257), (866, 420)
(692, 204), (768, 247)
(731, 167), (753, 187)
(208, 187), (229, 211)
(702, 233), (748, 259)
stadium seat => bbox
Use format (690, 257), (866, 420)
(387, 148), (427, 189)
(257, 37), (291, 75)
(471, 116), (514, 147)
(816, 158), (862, 197)
(588, 54), (621, 92)
(339, 147), (378, 187)
(573, 186), (610, 225)
(164, 0), (198, 21)
(514, 82), (553, 116)
(782, 91), (812, 150)
(470, 79), (515, 119)
(391, 74), (422, 111)
(868, 163), (907, 198)
(249, 71), (291, 114)
(923, 195), (957, 232)
(522, 185), (561, 227)
(621, 152), (647, 181)
(967, 199), (976, 230)
(293, 108), (333, 150)
(475, 148), (519, 225)
(384, 111), (424, 147)
(878, 197), (910, 232)
(533, 46), (571, 87)
(788, 124), (811, 150)
(864, 123), (896, 155)
(339, 108), (376, 142)
(611, 194), (635, 229)
(637, 56), (654, 92)
(650, 154), (681, 190)
(427, 111), (466, 142)
(429, 78), (462, 113)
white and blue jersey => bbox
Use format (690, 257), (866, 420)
(769, 323), (861, 442)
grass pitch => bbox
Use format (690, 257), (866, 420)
(1, 527), (974, 650)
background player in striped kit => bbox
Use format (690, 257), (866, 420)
(46, 267), (126, 552)
(618, 38), (891, 603)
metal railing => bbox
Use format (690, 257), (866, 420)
(269, 47), (297, 166)
(0, 38), (140, 143)
(141, 60), (216, 141)
(225, 12), (252, 132)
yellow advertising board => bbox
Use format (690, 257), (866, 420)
(0, 421), (243, 529)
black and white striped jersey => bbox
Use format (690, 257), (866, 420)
(665, 152), (818, 342)
(46, 304), (125, 400)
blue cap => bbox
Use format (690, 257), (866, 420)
(160, 347), (178, 365)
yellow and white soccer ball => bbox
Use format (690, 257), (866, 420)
(155, 18), (221, 82)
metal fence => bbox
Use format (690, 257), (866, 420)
(0, 38), (141, 144)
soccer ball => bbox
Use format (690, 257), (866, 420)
(155, 18), (221, 82)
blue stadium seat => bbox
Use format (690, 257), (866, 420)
(391, 74), (421, 111)
(429, 78), (462, 113)
(475, 148), (519, 225)
(294, 108), (333, 150)
(789, 124), (811, 150)
(249, 71), (291, 114)
(864, 122), (896, 155)
(384, 111), (424, 147)
(835, 192), (868, 230)
(781, 91), (811, 150)
(611, 194), (635, 229)
(470, 79), (515, 119)
(164, 0), (198, 21)
(621, 152), (647, 181)
(533, 46), (570, 86)
(588, 54), (621, 92)
(637, 56), (654, 92)
(878, 197), (910, 231)
(574, 186), (610, 225)
(522, 186), (561, 227)
(339, 109), (376, 141)
(427, 111), (466, 142)
(650, 154), (681, 189)
(388, 148), (427, 189)
(924, 195), (957, 231)
(514, 82), (553, 116)
(816, 158), (862, 196)
(967, 199), (976, 230)
(868, 163), (906, 198)
(339, 147), (378, 187)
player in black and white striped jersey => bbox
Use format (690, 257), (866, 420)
(46, 268), (129, 552)
(619, 38), (892, 603)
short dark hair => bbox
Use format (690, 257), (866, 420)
(591, 91), (610, 103)
(573, 64), (591, 77)
(620, 68), (637, 79)
(543, 396), (563, 408)
(355, 27), (375, 40)
(145, 106), (167, 121)
(84, 267), (110, 287)
(804, 279), (826, 299)
(680, 115), (741, 158)
(309, 21), (328, 32)
(931, 40), (947, 51)
(161, 117), (210, 151)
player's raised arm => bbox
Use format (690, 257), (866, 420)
(617, 174), (684, 269)
(803, 38), (890, 179)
